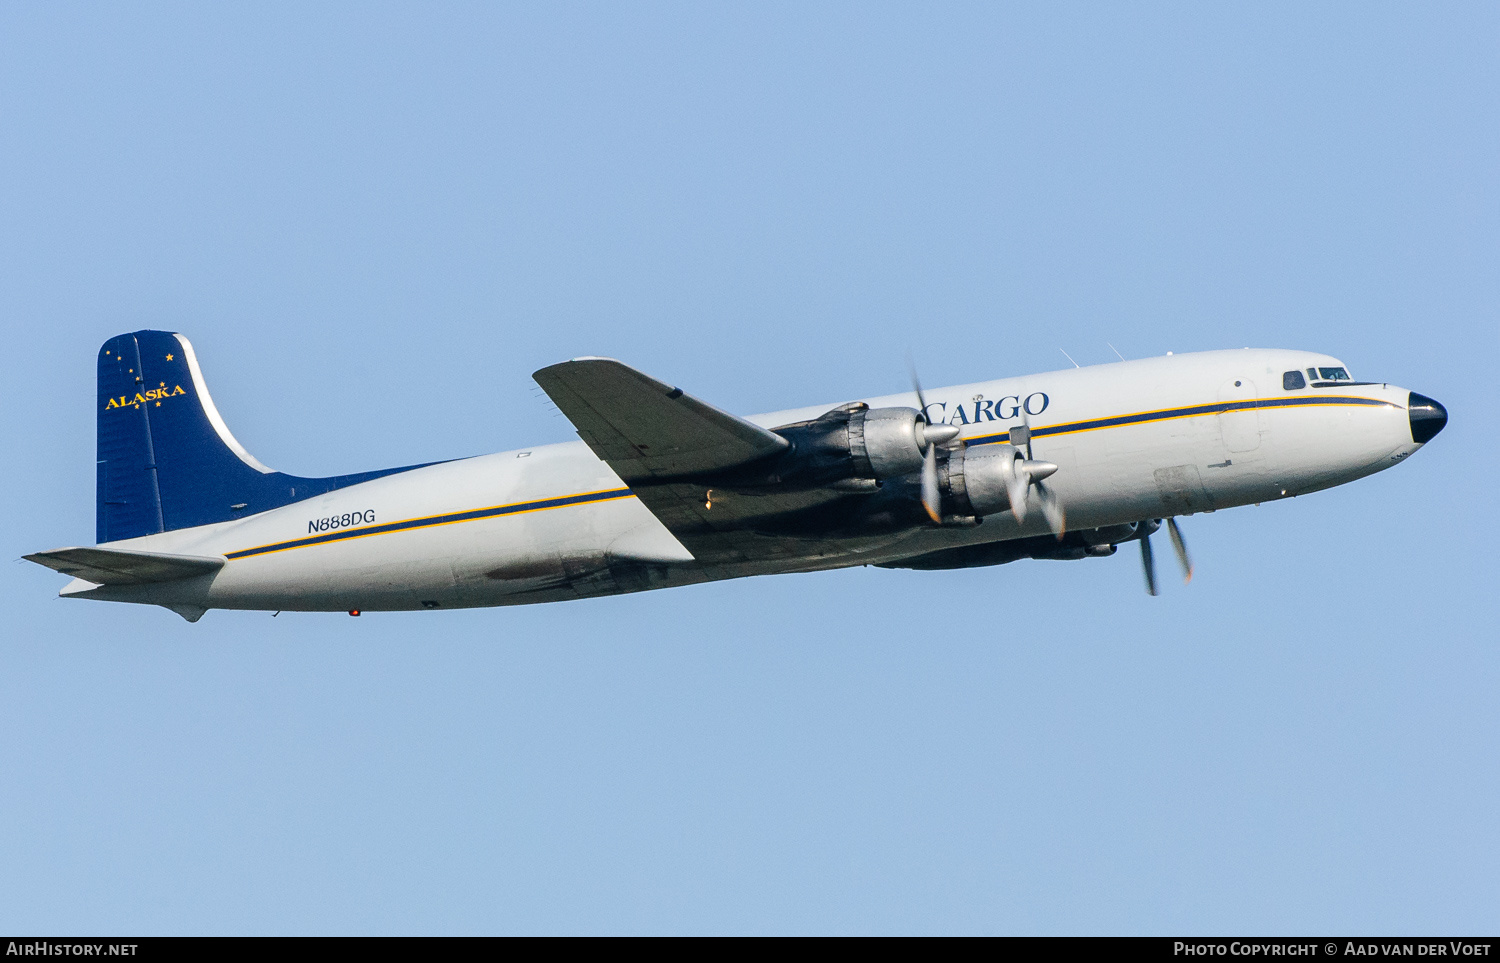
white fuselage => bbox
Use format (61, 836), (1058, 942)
(68, 349), (1424, 613)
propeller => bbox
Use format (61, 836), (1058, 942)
(1005, 412), (1066, 537)
(1138, 517), (1194, 595)
(1036, 475), (1065, 538)
(909, 367), (945, 524)
(1166, 517), (1194, 583)
(907, 363), (965, 524)
(1140, 527), (1159, 596)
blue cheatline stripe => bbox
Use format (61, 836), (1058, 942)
(963, 394), (1396, 447)
(223, 394), (1396, 560)
(225, 487), (634, 560)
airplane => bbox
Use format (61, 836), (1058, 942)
(25, 330), (1447, 622)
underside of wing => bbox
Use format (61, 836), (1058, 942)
(533, 358), (789, 483)
(625, 480), (857, 566)
(24, 546), (225, 585)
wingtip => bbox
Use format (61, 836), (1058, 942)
(533, 357), (630, 383)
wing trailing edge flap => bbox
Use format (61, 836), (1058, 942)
(533, 358), (789, 484)
(25, 546), (225, 586)
(607, 522), (695, 564)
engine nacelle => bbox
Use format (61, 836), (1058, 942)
(851, 406), (941, 478)
(940, 443), (1023, 518)
(768, 403), (958, 487)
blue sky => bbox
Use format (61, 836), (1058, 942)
(2, 2), (1496, 934)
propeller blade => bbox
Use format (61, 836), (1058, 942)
(1001, 450), (1029, 523)
(1036, 479), (1066, 538)
(1140, 531), (1159, 596)
(908, 362), (932, 425)
(1020, 409), (1035, 461)
(920, 442), (941, 523)
(1166, 517), (1193, 584)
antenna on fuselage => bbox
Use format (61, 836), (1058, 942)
(1107, 343), (1126, 361)
(1059, 348), (1081, 368)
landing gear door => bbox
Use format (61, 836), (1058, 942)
(1217, 378), (1261, 453)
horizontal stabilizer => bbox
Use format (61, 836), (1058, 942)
(24, 546), (225, 585)
(533, 358), (789, 483)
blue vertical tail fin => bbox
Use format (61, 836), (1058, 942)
(96, 331), (428, 543)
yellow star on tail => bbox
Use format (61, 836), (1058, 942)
(165, 353), (174, 361)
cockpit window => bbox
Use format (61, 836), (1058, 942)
(1317, 367), (1351, 382)
(1283, 370), (1306, 390)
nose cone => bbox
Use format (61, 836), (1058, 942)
(1408, 392), (1448, 444)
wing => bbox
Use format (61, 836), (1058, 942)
(25, 546), (225, 585)
(535, 358), (866, 566)
(532, 358), (789, 483)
